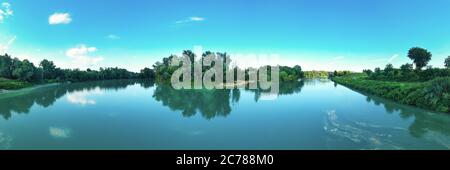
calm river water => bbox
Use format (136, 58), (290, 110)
(0, 79), (449, 150)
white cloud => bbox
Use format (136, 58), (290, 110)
(2, 2), (10, 8)
(7, 36), (16, 44)
(67, 93), (96, 105)
(49, 13), (72, 25)
(333, 56), (345, 60)
(189, 17), (204, 21)
(0, 36), (16, 53)
(49, 127), (71, 139)
(0, 2), (13, 23)
(66, 87), (103, 105)
(66, 45), (104, 69)
(106, 34), (120, 40)
(66, 45), (97, 57)
(388, 54), (399, 63)
(368, 54), (400, 64)
(175, 16), (205, 24)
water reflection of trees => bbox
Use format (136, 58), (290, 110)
(1, 80), (305, 120)
(153, 81), (305, 119)
(0, 80), (153, 120)
(152, 85), (235, 119)
(245, 81), (305, 102)
(366, 95), (450, 138)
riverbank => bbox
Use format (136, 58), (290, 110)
(0, 82), (61, 99)
(332, 73), (449, 113)
(0, 78), (33, 90)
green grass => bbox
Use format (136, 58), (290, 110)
(333, 73), (449, 113)
(0, 78), (33, 90)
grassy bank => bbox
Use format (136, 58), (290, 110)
(0, 78), (33, 90)
(332, 73), (449, 113)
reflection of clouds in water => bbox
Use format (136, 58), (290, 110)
(49, 127), (71, 139)
(259, 93), (278, 101)
(66, 87), (103, 105)
(423, 131), (450, 149)
(324, 110), (404, 150)
(0, 131), (12, 150)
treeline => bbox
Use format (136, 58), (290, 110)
(152, 50), (305, 83)
(363, 47), (450, 82)
(302, 70), (352, 79)
(334, 74), (449, 113)
(333, 47), (450, 113)
(0, 54), (154, 86)
(304, 71), (329, 79)
(0, 79), (153, 120)
(279, 65), (304, 81)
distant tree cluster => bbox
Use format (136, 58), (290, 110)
(363, 47), (450, 82)
(152, 50), (305, 83)
(303, 71), (330, 79)
(279, 65), (304, 81)
(332, 70), (352, 77)
(152, 50), (231, 81)
(0, 79), (152, 120)
(0, 54), (152, 84)
(305, 70), (352, 79)
(0, 54), (44, 82)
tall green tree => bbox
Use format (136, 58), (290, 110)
(32, 68), (44, 82)
(294, 65), (304, 78)
(399, 63), (415, 81)
(384, 64), (394, 73)
(12, 59), (36, 82)
(40, 59), (57, 79)
(400, 63), (414, 72)
(407, 47), (432, 70)
(140, 67), (155, 79)
(182, 50), (195, 63)
(0, 54), (13, 78)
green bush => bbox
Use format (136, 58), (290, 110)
(423, 77), (450, 112)
(0, 78), (32, 90)
(333, 74), (449, 113)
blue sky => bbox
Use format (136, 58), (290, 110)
(1, 0), (450, 71)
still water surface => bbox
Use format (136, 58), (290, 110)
(0, 79), (449, 150)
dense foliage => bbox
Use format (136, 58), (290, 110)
(333, 74), (449, 113)
(303, 71), (330, 79)
(333, 47), (450, 113)
(302, 70), (352, 79)
(279, 65), (304, 81)
(152, 50), (305, 83)
(363, 47), (450, 82)
(1, 50), (308, 90)
(0, 77), (32, 90)
(0, 79), (153, 120)
(408, 47), (432, 70)
(0, 54), (43, 83)
(366, 64), (450, 82)
(0, 53), (150, 90)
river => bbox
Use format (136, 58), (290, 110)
(0, 79), (449, 150)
